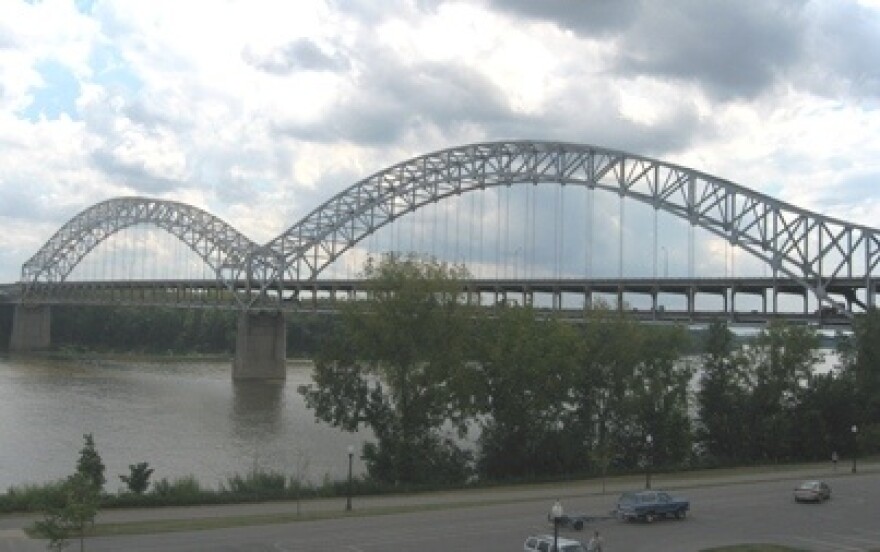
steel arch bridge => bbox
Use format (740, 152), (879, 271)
(19, 140), (880, 312)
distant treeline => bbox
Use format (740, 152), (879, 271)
(0, 303), (337, 356)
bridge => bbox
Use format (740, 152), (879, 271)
(5, 140), (878, 378)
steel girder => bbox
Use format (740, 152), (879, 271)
(20, 197), (263, 293)
(267, 141), (879, 309)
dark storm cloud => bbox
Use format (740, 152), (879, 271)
(486, 0), (645, 36)
(275, 55), (513, 144)
(243, 38), (350, 76)
(613, 1), (807, 101)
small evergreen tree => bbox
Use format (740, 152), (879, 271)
(76, 434), (106, 492)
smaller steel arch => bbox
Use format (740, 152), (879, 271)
(21, 197), (260, 286)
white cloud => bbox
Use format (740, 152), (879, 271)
(2, 0), (880, 286)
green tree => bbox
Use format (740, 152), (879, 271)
(838, 308), (880, 428)
(569, 306), (643, 474)
(468, 306), (580, 479)
(696, 320), (750, 464)
(301, 254), (474, 485)
(624, 324), (693, 468)
(119, 462), (154, 495)
(32, 473), (100, 552)
(75, 434), (105, 492)
(741, 321), (822, 461)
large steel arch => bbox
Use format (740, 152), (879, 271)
(270, 140), (880, 308)
(21, 197), (261, 287)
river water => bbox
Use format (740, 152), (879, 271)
(0, 357), (370, 492)
(0, 350), (841, 492)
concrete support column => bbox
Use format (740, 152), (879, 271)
(10, 304), (51, 352)
(233, 310), (286, 381)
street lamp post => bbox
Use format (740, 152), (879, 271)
(851, 425), (858, 474)
(551, 500), (563, 552)
(346, 445), (354, 511)
(645, 434), (653, 490)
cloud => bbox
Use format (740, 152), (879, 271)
(243, 38), (350, 75)
(274, 53), (514, 145)
(2, 0), (880, 287)
(486, 0), (645, 36)
(612, 1), (807, 101)
(799, 1), (880, 98)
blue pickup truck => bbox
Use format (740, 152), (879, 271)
(615, 490), (689, 523)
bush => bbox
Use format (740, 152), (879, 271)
(221, 469), (287, 499)
(151, 476), (203, 500)
(0, 481), (68, 513)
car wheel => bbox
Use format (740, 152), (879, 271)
(675, 509), (686, 520)
(645, 512), (655, 523)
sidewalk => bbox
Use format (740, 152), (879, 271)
(2, 460), (875, 548)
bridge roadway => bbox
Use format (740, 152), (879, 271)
(1, 276), (863, 328)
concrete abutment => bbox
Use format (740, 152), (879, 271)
(233, 310), (287, 381)
(10, 304), (51, 352)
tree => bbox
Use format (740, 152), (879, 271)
(570, 306), (644, 474)
(301, 254), (475, 485)
(696, 320), (750, 464)
(75, 434), (105, 492)
(838, 308), (880, 426)
(468, 306), (581, 479)
(32, 473), (100, 552)
(741, 321), (822, 461)
(119, 462), (154, 495)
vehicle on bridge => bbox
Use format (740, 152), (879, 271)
(614, 490), (689, 522)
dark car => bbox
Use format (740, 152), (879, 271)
(615, 490), (689, 522)
(794, 480), (831, 503)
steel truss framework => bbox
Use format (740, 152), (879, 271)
(20, 141), (880, 311)
(21, 197), (261, 285)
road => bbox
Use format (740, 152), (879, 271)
(3, 466), (879, 551)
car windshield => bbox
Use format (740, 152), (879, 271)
(799, 481), (820, 489)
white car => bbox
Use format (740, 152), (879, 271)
(524, 534), (587, 552)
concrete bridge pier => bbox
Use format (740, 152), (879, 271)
(10, 304), (51, 352)
(233, 310), (287, 381)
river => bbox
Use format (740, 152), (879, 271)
(0, 356), (369, 491)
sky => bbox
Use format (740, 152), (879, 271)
(2, 0), (880, 284)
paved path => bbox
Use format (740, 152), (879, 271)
(2, 460), (875, 551)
